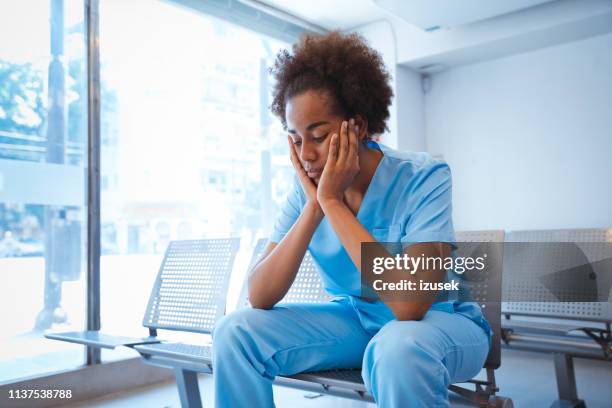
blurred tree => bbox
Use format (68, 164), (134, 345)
(0, 60), (46, 136)
(0, 58), (92, 161)
(0, 61), (46, 162)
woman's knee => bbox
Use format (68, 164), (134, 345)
(364, 323), (439, 367)
(362, 321), (448, 388)
(212, 308), (265, 356)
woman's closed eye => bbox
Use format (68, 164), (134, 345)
(291, 134), (328, 146)
(313, 133), (329, 143)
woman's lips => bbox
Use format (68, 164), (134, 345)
(307, 170), (322, 178)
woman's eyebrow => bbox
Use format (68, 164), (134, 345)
(306, 121), (329, 131)
(287, 121), (330, 134)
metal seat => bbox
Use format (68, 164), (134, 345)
(141, 239), (239, 334)
(47, 238), (239, 349)
(134, 342), (212, 364)
(288, 368), (367, 391)
(502, 228), (612, 321)
(46, 238), (240, 408)
(501, 228), (612, 408)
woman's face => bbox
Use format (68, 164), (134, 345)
(285, 89), (345, 185)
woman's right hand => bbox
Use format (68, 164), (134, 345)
(287, 136), (323, 217)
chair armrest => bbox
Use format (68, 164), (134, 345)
(45, 330), (161, 349)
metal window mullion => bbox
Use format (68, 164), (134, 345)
(85, 0), (101, 365)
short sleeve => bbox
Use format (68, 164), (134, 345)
(269, 176), (305, 244)
(401, 161), (456, 247)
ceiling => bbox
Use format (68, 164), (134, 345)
(245, 0), (612, 71)
(259, 0), (561, 31)
(374, 0), (558, 30)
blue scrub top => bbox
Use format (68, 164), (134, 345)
(270, 141), (492, 338)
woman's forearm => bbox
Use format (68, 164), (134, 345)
(248, 203), (324, 309)
(320, 198), (448, 321)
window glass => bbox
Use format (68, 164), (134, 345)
(0, 0), (87, 382)
(99, 0), (293, 358)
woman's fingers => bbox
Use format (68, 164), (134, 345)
(287, 136), (299, 166)
(288, 136), (318, 200)
(287, 137), (307, 176)
(337, 119), (358, 169)
(337, 120), (349, 164)
(348, 120), (359, 164)
(327, 133), (339, 165)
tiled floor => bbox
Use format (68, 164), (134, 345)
(63, 348), (612, 408)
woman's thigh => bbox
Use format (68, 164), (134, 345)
(365, 310), (490, 383)
(213, 298), (372, 376)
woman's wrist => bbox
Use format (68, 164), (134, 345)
(319, 197), (344, 214)
(304, 201), (324, 222)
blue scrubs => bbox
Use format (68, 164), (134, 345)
(213, 142), (492, 407)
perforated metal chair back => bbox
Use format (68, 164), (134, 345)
(240, 239), (331, 307)
(142, 238), (240, 334)
(503, 228), (612, 321)
(282, 250), (331, 304)
(237, 238), (268, 308)
(455, 230), (505, 370)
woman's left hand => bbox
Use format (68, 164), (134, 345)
(317, 118), (360, 205)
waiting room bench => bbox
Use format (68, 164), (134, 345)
(46, 238), (239, 406)
(500, 228), (612, 408)
(46, 232), (514, 407)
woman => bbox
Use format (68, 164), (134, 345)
(212, 31), (491, 407)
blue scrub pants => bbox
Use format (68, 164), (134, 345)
(212, 296), (489, 407)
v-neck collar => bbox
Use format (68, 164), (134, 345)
(355, 141), (386, 221)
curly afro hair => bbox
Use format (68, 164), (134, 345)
(270, 31), (393, 136)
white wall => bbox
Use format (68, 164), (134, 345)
(424, 32), (612, 231)
(395, 66), (426, 152)
(354, 20), (399, 148)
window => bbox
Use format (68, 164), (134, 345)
(98, 0), (295, 357)
(0, 0), (306, 375)
(0, 0), (87, 382)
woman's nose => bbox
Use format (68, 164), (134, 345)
(299, 141), (317, 163)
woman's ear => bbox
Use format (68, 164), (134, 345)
(354, 115), (368, 141)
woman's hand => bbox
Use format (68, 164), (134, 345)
(287, 136), (322, 216)
(317, 119), (360, 206)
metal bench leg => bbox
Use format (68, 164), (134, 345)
(175, 368), (203, 408)
(551, 353), (585, 408)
